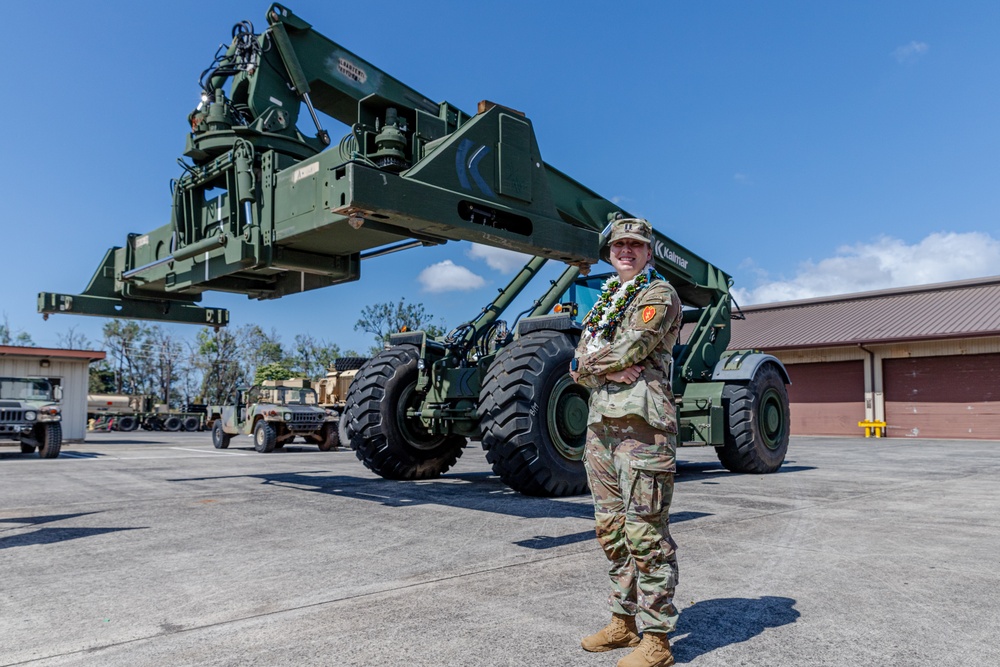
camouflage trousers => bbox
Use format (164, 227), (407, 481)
(584, 414), (679, 634)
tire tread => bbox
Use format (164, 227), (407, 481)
(344, 347), (464, 480)
(478, 331), (588, 497)
(716, 364), (789, 473)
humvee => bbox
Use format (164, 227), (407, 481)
(0, 376), (63, 458)
(209, 379), (336, 453)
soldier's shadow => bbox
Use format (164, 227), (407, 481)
(670, 596), (799, 662)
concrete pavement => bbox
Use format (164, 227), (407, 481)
(1, 432), (998, 666)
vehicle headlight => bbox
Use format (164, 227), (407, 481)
(283, 412), (293, 421)
(24, 411), (37, 421)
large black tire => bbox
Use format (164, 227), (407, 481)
(117, 415), (138, 432)
(478, 331), (590, 497)
(334, 356), (370, 372)
(317, 422), (339, 451)
(212, 420), (232, 449)
(344, 346), (465, 479)
(182, 416), (201, 432)
(716, 363), (790, 473)
(253, 420), (276, 453)
(164, 416), (183, 432)
(38, 423), (62, 459)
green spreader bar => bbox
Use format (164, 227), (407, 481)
(38, 292), (229, 327)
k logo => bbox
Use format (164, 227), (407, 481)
(455, 139), (495, 198)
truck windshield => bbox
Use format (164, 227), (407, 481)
(565, 273), (614, 323)
(276, 387), (318, 405)
(0, 377), (53, 401)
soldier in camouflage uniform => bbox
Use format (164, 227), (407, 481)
(570, 218), (683, 667)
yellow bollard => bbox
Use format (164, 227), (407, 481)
(858, 420), (887, 438)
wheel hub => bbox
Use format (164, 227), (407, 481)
(396, 381), (448, 452)
(765, 404), (779, 432)
(547, 376), (589, 461)
(758, 388), (785, 450)
(557, 394), (589, 439)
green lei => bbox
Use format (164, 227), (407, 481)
(582, 272), (650, 342)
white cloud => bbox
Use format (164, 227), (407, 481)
(467, 243), (532, 273)
(733, 231), (1000, 305)
(417, 260), (486, 293)
(892, 41), (929, 64)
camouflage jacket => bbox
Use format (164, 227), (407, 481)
(573, 278), (683, 432)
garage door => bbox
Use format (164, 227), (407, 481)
(785, 360), (866, 436)
(884, 354), (1000, 439)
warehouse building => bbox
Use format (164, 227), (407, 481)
(0, 345), (107, 442)
(729, 276), (1000, 439)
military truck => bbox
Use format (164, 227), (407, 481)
(209, 379), (337, 452)
(87, 394), (205, 432)
(315, 356), (369, 445)
(0, 376), (63, 458)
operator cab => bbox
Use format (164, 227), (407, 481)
(558, 270), (692, 326)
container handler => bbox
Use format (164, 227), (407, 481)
(38, 5), (790, 495)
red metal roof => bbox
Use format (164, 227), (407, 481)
(728, 275), (1000, 350)
(0, 345), (106, 362)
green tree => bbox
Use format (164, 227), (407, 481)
(290, 333), (341, 379)
(179, 340), (205, 406)
(241, 325), (286, 374)
(355, 299), (444, 354)
(193, 327), (243, 405)
(254, 362), (295, 384)
(102, 320), (145, 394)
(142, 325), (185, 408)
(88, 361), (116, 394)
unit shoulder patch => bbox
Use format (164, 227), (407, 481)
(642, 305), (657, 323)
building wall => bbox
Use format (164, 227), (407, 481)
(0, 357), (90, 442)
(769, 336), (1000, 440)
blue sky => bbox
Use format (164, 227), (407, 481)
(2, 1), (998, 354)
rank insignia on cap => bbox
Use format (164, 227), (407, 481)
(642, 306), (657, 323)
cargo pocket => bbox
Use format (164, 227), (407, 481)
(626, 470), (674, 518)
(630, 453), (676, 474)
(625, 419), (676, 473)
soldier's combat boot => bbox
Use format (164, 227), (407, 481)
(580, 613), (641, 652)
(616, 632), (674, 667)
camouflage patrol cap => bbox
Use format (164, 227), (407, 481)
(601, 218), (654, 262)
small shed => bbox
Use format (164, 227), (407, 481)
(730, 276), (1000, 439)
(0, 346), (107, 442)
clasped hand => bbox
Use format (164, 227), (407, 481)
(606, 365), (643, 384)
(569, 365), (644, 385)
